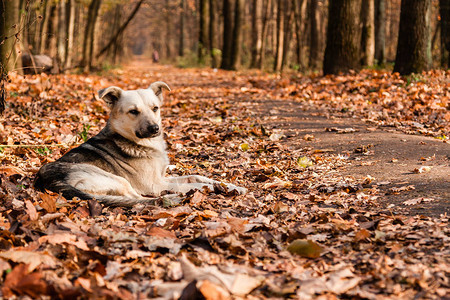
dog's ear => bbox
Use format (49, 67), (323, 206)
(149, 81), (171, 101)
(98, 86), (123, 107)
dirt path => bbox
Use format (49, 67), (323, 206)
(126, 61), (449, 217)
(251, 99), (450, 217)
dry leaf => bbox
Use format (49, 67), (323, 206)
(413, 166), (432, 173)
(25, 200), (39, 221)
(0, 250), (56, 272)
(287, 239), (322, 258)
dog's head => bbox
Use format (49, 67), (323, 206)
(98, 82), (171, 144)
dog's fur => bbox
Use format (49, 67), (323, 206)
(34, 82), (246, 207)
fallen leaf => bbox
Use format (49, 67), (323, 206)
(0, 166), (26, 176)
(297, 156), (313, 168)
(39, 192), (57, 213)
(39, 233), (90, 251)
(403, 197), (435, 206)
(0, 250), (56, 272)
(354, 229), (371, 242)
(413, 166), (432, 173)
(25, 200), (39, 221)
(2, 264), (49, 298)
(287, 239), (322, 258)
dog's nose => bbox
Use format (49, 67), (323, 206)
(148, 124), (159, 134)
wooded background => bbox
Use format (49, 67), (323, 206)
(0, 0), (449, 76)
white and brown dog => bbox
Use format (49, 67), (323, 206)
(34, 82), (246, 207)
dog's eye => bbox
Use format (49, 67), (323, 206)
(129, 109), (140, 115)
(152, 106), (159, 112)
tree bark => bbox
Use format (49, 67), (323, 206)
(0, 0), (19, 72)
(273, 0), (284, 72)
(179, 0), (185, 56)
(374, 0), (386, 65)
(393, 0), (431, 75)
(39, 0), (50, 54)
(309, 0), (320, 69)
(57, 0), (66, 67)
(360, 0), (375, 66)
(323, 0), (361, 75)
(439, 0), (450, 67)
(257, 0), (271, 69)
(250, 0), (262, 68)
(293, 0), (306, 69)
(198, 0), (209, 63)
(221, 0), (234, 69)
(65, 0), (75, 68)
(281, 2), (295, 70)
(209, 0), (219, 67)
(81, 0), (102, 70)
(48, 4), (58, 58)
(230, 0), (244, 70)
(96, 0), (144, 60)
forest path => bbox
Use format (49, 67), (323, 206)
(125, 60), (449, 217)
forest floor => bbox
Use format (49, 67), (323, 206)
(0, 60), (448, 299)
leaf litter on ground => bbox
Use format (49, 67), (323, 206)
(0, 62), (448, 298)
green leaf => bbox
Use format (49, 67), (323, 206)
(297, 156), (313, 168)
(240, 143), (249, 151)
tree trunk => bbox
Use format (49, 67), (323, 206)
(360, 0), (375, 66)
(65, 0), (75, 69)
(374, 0), (386, 65)
(198, 0), (209, 63)
(257, 0), (271, 69)
(209, 0), (219, 67)
(0, 0), (19, 72)
(393, 0), (431, 75)
(57, 0), (66, 67)
(440, 0), (450, 67)
(293, 0), (306, 69)
(221, 0), (234, 69)
(281, 3), (295, 70)
(323, 0), (361, 75)
(179, 0), (185, 56)
(273, 0), (284, 72)
(250, 0), (262, 68)
(39, 0), (50, 54)
(48, 4), (58, 58)
(309, 0), (320, 69)
(165, 0), (173, 60)
(230, 0), (244, 70)
(81, 0), (102, 70)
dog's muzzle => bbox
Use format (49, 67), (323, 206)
(136, 123), (160, 139)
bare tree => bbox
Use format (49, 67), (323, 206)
(440, 0), (450, 67)
(65, 0), (76, 69)
(361, 0), (375, 66)
(220, 0), (234, 69)
(81, 0), (102, 71)
(230, 0), (244, 70)
(250, 0), (262, 68)
(209, 0), (219, 67)
(198, 0), (209, 63)
(323, 0), (362, 75)
(57, 0), (66, 67)
(0, 0), (20, 72)
(394, 0), (431, 75)
(374, 0), (386, 65)
(257, 0), (271, 69)
(273, 0), (284, 72)
(309, 0), (321, 69)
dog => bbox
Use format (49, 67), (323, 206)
(34, 82), (246, 207)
